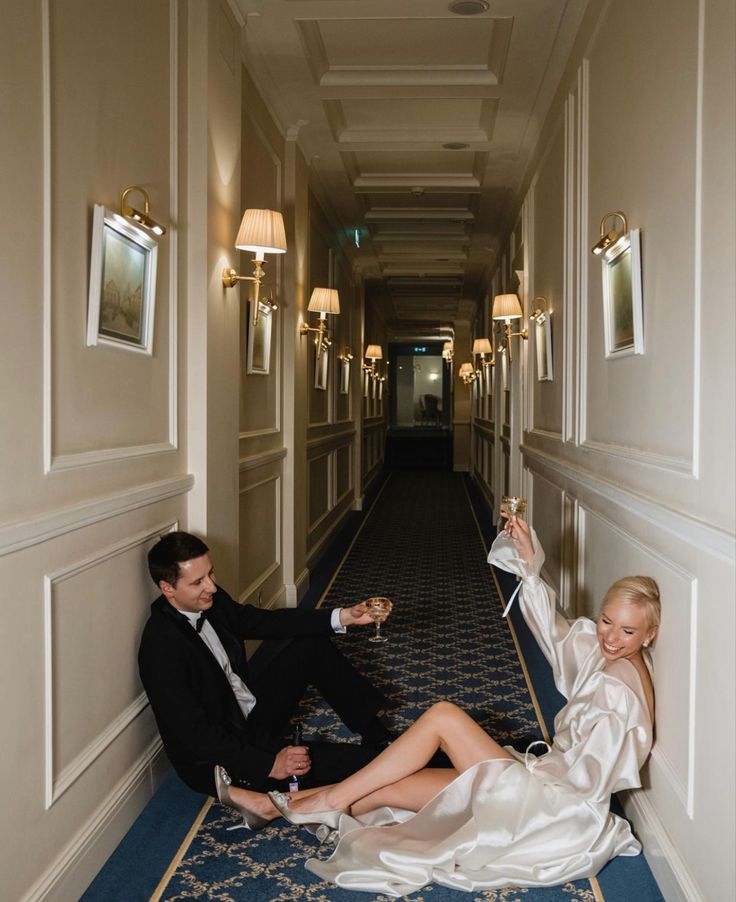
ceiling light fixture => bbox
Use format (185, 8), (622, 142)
(448, 1), (490, 16)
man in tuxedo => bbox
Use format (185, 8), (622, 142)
(138, 531), (392, 797)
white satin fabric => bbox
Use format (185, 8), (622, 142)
(306, 529), (653, 897)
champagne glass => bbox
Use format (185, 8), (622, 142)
(365, 596), (391, 644)
(501, 495), (527, 530)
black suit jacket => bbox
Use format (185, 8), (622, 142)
(138, 588), (335, 790)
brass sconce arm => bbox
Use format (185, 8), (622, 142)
(491, 293), (528, 363)
(299, 317), (332, 358)
(299, 287), (340, 359)
(120, 186), (166, 236)
(222, 208), (287, 327)
(591, 211), (629, 256)
(529, 296), (550, 323)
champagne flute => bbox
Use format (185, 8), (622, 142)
(365, 596), (391, 644)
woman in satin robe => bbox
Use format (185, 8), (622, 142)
(216, 515), (661, 896)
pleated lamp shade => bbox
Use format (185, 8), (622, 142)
(458, 363), (475, 378)
(365, 344), (383, 360)
(307, 287), (340, 315)
(235, 209), (287, 254)
(492, 293), (522, 320)
(472, 338), (493, 355)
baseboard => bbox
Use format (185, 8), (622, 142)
(22, 739), (165, 902)
(622, 789), (705, 902)
(284, 567), (310, 606)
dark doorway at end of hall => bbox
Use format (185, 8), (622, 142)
(385, 341), (453, 471)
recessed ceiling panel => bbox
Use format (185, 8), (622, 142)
(355, 150), (476, 176)
(341, 98), (483, 130)
(296, 16), (512, 86)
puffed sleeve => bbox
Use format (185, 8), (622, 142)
(488, 528), (595, 698)
(552, 670), (652, 801)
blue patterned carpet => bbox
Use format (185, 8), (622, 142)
(154, 473), (609, 901)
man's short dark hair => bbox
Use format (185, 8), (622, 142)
(148, 531), (210, 588)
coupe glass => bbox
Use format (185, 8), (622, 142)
(501, 495), (527, 521)
(365, 596), (391, 644)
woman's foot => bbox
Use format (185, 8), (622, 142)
(214, 766), (277, 831)
(268, 788), (348, 834)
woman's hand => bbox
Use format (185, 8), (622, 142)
(501, 513), (534, 564)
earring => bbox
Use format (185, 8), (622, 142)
(643, 641), (650, 648)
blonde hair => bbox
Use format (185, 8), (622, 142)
(602, 576), (661, 632)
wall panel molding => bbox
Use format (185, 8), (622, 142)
(44, 522), (176, 808)
(241, 106), (283, 438)
(238, 474), (282, 599)
(238, 447), (287, 472)
(580, 506), (697, 818)
(42, 0), (180, 473)
(0, 474), (193, 558)
(573, 59), (588, 446)
(623, 789), (706, 902)
(21, 737), (164, 902)
(522, 444), (733, 563)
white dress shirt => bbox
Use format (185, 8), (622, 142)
(177, 607), (346, 720)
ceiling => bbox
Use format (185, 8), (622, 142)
(234, 0), (588, 336)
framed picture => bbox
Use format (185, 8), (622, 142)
(314, 347), (328, 390)
(534, 316), (553, 381)
(363, 370), (371, 398)
(246, 303), (273, 374)
(378, 380), (383, 401)
(601, 229), (643, 357)
(86, 204), (158, 354)
(371, 374), (378, 399)
(339, 357), (350, 394)
(484, 363), (493, 397)
(501, 348), (509, 391)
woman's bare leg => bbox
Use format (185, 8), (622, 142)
(289, 701), (511, 815)
(350, 768), (458, 816)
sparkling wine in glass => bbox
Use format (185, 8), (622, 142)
(501, 495), (527, 518)
(501, 495), (527, 527)
(365, 596), (391, 644)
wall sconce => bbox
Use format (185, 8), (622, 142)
(222, 208), (287, 327)
(299, 287), (340, 359)
(529, 296), (551, 323)
(442, 341), (454, 364)
(458, 362), (478, 385)
(338, 346), (354, 362)
(492, 293), (528, 362)
(591, 211), (628, 256)
(363, 344), (383, 377)
(472, 337), (494, 369)
(120, 186), (166, 236)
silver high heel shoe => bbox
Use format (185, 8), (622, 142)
(214, 765), (270, 831)
(267, 790), (347, 843)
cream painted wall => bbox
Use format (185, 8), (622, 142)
(472, 1), (736, 900)
(0, 1), (193, 899)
